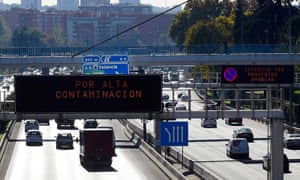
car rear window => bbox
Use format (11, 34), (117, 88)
(232, 140), (241, 146)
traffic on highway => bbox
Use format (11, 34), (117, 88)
(0, 67), (300, 180)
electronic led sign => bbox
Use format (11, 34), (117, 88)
(15, 75), (162, 113)
(221, 65), (294, 84)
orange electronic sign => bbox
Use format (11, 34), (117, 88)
(15, 75), (162, 113)
(221, 65), (294, 85)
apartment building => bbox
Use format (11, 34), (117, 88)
(1, 4), (174, 46)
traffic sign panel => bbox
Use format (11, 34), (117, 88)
(98, 63), (129, 74)
(221, 65), (294, 84)
(100, 55), (129, 63)
(82, 55), (101, 63)
(223, 67), (238, 82)
(160, 121), (188, 146)
(109, 55), (129, 62)
(82, 64), (104, 74)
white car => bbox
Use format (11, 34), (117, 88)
(226, 138), (249, 159)
(26, 130), (43, 146)
(175, 103), (187, 110)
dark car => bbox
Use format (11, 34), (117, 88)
(232, 127), (254, 142)
(84, 119), (98, 128)
(162, 93), (170, 101)
(56, 133), (74, 149)
(284, 133), (300, 149)
(26, 129), (43, 146)
(24, 119), (39, 132)
(225, 117), (243, 125)
(165, 100), (178, 108)
(204, 103), (216, 110)
(263, 153), (289, 173)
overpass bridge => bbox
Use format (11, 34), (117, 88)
(0, 53), (300, 68)
(0, 45), (299, 68)
(0, 45), (298, 120)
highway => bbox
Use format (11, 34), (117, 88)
(0, 73), (300, 179)
(0, 119), (170, 180)
(130, 117), (300, 179)
(127, 88), (300, 180)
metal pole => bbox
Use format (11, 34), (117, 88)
(270, 118), (284, 180)
(288, 0), (292, 54)
(154, 118), (161, 153)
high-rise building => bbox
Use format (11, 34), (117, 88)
(80, 0), (110, 6)
(58, 0), (79, 10)
(21, 0), (41, 10)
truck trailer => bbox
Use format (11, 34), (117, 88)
(79, 127), (116, 167)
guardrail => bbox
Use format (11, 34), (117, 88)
(0, 44), (299, 56)
(0, 120), (15, 164)
(123, 119), (221, 180)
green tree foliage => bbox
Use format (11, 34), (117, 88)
(170, 0), (300, 46)
(44, 26), (66, 47)
(0, 15), (12, 46)
(11, 26), (46, 47)
(184, 14), (234, 45)
(169, 0), (234, 45)
(169, 10), (190, 45)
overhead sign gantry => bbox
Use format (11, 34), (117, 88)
(14, 75), (162, 113)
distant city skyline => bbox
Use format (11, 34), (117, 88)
(2, 0), (186, 7)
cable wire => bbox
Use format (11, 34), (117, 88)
(71, 1), (188, 57)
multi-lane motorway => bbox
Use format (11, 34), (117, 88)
(0, 120), (170, 180)
(128, 87), (300, 179)
(1, 75), (300, 179)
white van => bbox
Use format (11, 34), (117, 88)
(226, 138), (249, 159)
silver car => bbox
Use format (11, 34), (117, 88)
(201, 118), (217, 128)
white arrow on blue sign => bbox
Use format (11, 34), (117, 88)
(100, 55), (129, 63)
(160, 121), (188, 146)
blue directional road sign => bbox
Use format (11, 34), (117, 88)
(82, 55), (101, 63)
(101, 55), (129, 63)
(82, 64), (104, 74)
(160, 121), (188, 146)
(98, 63), (129, 74)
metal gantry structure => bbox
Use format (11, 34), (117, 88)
(1, 49), (300, 180)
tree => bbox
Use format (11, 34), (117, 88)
(184, 14), (234, 45)
(169, 0), (234, 45)
(11, 26), (46, 47)
(0, 15), (12, 47)
(169, 10), (190, 45)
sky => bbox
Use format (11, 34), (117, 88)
(3, 0), (187, 8)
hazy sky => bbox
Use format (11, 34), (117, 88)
(3, 0), (187, 8)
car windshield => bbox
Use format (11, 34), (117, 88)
(239, 128), (252, 133)
(207, 118), (216, 121)
(28, 131), (41, 136)
(59, 133), (72, 138)
(288, 134), (300, 138)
